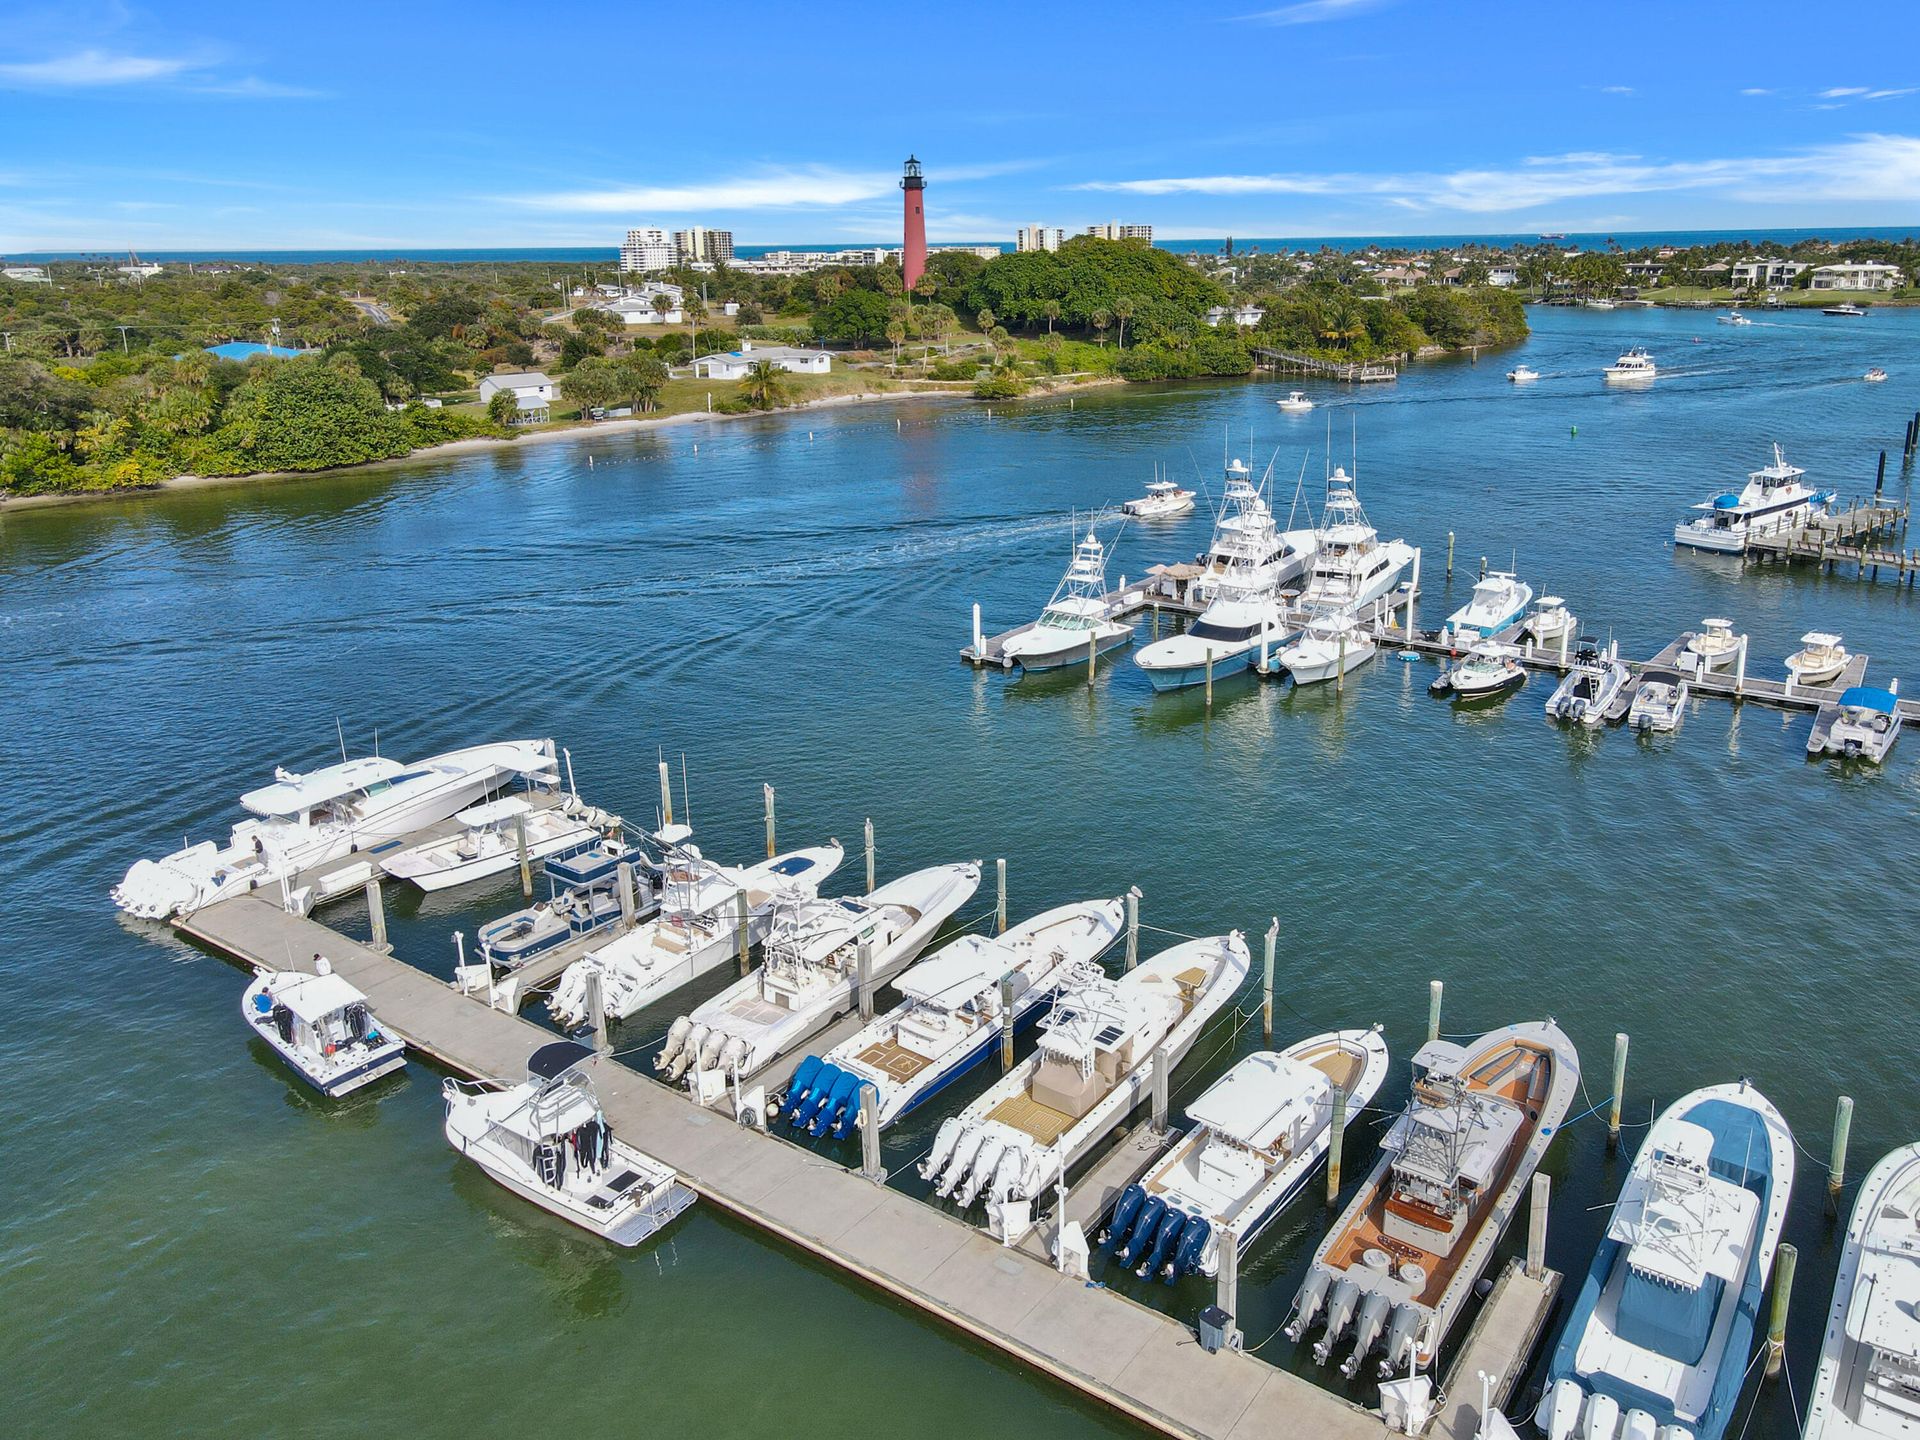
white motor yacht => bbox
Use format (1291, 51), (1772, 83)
(1812, 685), (1902, 764)
(113, 739), (562, 919)
(380, 796), (608, 893)
(1825, 302), (1868, 317)
(1105, 1029), (1389, 1284)
(1444, 571), (1533, 642)
(1507, 365), (1540, 383)
(654, 862), (981, 1091)
(1602, 347), (1657, 384)
(1536, 1082), (1793, 1440)
(1000, 527), (1135, 672)
(443, 1040), (695, 1246)
(1121, 473), (1196, 519)
(784, 896), (1128, 1138)
(548, 841), (845, 1027)
(1804, 1142), (1920, 1440)
(243, 961), (405, 1097)
(1718, 309), (1752, 326)
(1135, 590), (1288, 692)
(1278, 612), (1376, 686)
(1276, 390), (1315, 413)
(1186, 456), (1318, 606)
(1628, 670), (1688, 733)
(1295, 466), (1415, 614)
(1546, 641), (1630, 726)
(1430, 642), (1526, 701)
(1526, 596), (1575, 646)
(1682, 618), (1742, 674)
(1674, 444), (1834, 554)
(1787, 632), (1850, 688)
(921, 933), (1250, 1243)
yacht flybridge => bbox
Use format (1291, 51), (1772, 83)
(1187, 456), (1317, 607)
(1000, 526), (1135, 672)
(921, 933), (1250, 1243)
(653, 862), (981, 1092)
(1296, 466), (1415, 615)
(1603, 348), (1657, 384)
(1804, 1141), (1920, 1440)
(443, 1040), (694, 1246)
(1674, 444), (1834, 554)
(785, 896), (1128, 1138)
(1105, 1029), (1389, 1285)
(113, 739), (562, 919)
(547, 841), (845, 1028)
(1538, 1082), (1793, 1440)
(1287, 1021), (1579, 1379)
(1444, 572), (1533, 642)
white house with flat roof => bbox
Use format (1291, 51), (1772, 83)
(1731, 257), (1807, 290)
(2, 265), (50, 284)
(478, 371), (556, 403)
(1809, 261), (1905, 292)
(691, 339), (832, 381)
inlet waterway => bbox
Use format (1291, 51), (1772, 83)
(4, 304), (1916, 1438)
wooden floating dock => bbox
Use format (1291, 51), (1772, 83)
(1431, 1260), (1562, 1440)
(1743, 501), (1912, 575)
(1252, 348), (1400, 383)
(174, 872), (1562, 1440)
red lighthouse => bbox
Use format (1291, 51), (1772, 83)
(901, 155), (927, 292)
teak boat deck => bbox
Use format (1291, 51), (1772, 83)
(987, 1092), (1077, 1147)
(856, 1035), (941, 1082)
(1323, 1038), (1553, 1310)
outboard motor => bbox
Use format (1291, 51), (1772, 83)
(695, 1027), (726, 1072)
(1117, 1196), (1167, 1268)
(828, 1086), (867, 1140)
(920, 1117), (962, 1180)
(1167, 1214), (1211, 1283)
(1139, 1206), (1186, 1279)
(957, 1134), (1006, 1207)
(655, 1017), (693, 1073)
(716, 1036), (748, 1080)
(934, 1126), (985, 1198)
(1622, 1410), (1658, 1440)
(793, 1063), (844, 1129)
(809, 1071), (861, 1137)
(988, 1143), (1029, 1206)
(1379, 1303), (1423, 1379)
(1102, 1184), (1146, 1251)
(1285, 1266), (1333, 1342)
(1581, 1393), (1621, 1440)
(1313, 1277), (1360, 1364)
(786, 1059), (836, 1123)
(1341, 1292), (1391, 1378)
(665, 1024), (708, 1081)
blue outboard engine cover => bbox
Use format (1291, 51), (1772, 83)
(791, 1062), (841, 1124)
(1103, 1184), (1146, 1250)
(1170, 1215), (1212, 1283)
(783, 1055), (824, 1120)
(1141, 1206), (1186, 1277)
(810, 1071), (861, 1137)
(828, 1083), (868, 1140)
(1117, 1196), (1167, 1268)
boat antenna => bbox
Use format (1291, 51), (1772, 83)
(372, 726), (380, 759)
(679, 752), (691, 832)
(335, 717), (348, 764)
(1350, 411), (1358, 485)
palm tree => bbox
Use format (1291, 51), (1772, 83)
(1112, 295), (1136, 350)
(1042, 299), (1060, 336)
(1091, 308), (1111, 347)
(975, 308), (995, 350)
(741, 358), (786, 410)
(884, 320), (906, 369)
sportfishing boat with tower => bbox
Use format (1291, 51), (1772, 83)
(1121, 470), (1196, 519)
(1804, 1141), (1920, 1440)
(1103, 1028), (1389, 1285)
(920, 933), (1250, 1243)
(1286, 1020), (1580, 1380)
(1673, 444), (1834, 554)
(1187, 456), (1317, 606)
(113, 738), (563, 919)
(1000, 525), (1136, 671)
(1536, 1081), (1794, 1440)
(652, 861), (980, 1091)
(547, 841), (844, 1028)
(443, 1040), (695, 1246)
(1295, 465), (1415, 615)
(783, 896), (1128, 1138)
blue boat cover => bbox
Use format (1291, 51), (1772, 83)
(1839, 686), (1898, 713)
(1711, 493), (1742, 509)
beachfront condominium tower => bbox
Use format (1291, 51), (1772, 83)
(620, 227), (675, 272)
(1086, 221), (1153, 242)
(673, 227), (735, 265)
(1016, 224), (1064, 253)
(901, 156), (926, 291)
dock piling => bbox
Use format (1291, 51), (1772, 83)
(996, 857), (1007, 934)
(857, 936), (875, 1020)
(1526, 1174), (1550, 1280)
(1735, 637), (1748, 698)
(763, 783), (775, 859)
(1447, 530), (1455, 578)
(1765, 1243), (1798, 1379)
(1125, 889), (1139, 971)
(1151, 602), (1159, 642)
(1427, 979), (1443, 1043)
(1262, 918), (1277, 1042)
(1336, 628), (1346, 693)
(1327, 1085), (1347, 1203)
(658, 760), (673, 827)
(858, 1081), (886, 1183)
(1479, 555), (1487, 581)
(364, 879), (389, 954)
(1216, 1226), (1241, 1351)
(1877, 451), (1887, 497)
(514, 814), (531, 899)
(735, 891), (750, 975)
(864, 817), (875, 894)
(999, 976), (1015, 1071)
(1558, 627), (1570, 670)
(972, 603), (982, 658)
(1151, 1047), (1169, 1134)
(1608, 1033), (1629, 1151)
(616, 861), (636, 929)
(1829, 1095), (1854, 1213)
(1087, 631), (1097, 687)
(1205, 651), (1214, 710)
(585, 967), (608, 1052)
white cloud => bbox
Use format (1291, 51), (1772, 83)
(1868, 87), (1917, 101)
(510, 167), (902, 213)
(1599, 85), (1635, 95)
(0, 49), (195, 87)
(1821, 87), (1870, 98)
(1073, 133), (1920, 213)
(1237, 0), (1388, 26)
(192, 75), (327, 99)
(1740, 87), (1774, 96)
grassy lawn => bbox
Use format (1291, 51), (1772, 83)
(1638, 285), (1916, 307)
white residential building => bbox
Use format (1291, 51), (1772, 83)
(1809, 261), (1905, 292)
(933, 245), (1003, 260)
(1731, 257), (1808, 289)
(620, 227), (675, 272)
(117, 260), (163, 280)
(673, 227), (734, 265)
(1203, 304), (1266, 327)
(1016, 225), (1064, 253)
(1, 265), (50, 284)
(1086, 221), (1152, 242)
(1487, 267), (1519, 287)
(690, 339), (832, 381)
(478, 371), (556, 404)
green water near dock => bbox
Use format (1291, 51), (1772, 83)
(4, 305), (1917, 1438)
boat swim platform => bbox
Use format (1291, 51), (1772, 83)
(171, 888), (1399, 1440)
(1430, 1259), (1562, 1440)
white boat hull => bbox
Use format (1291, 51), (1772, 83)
(1281, 633), (1377, 685)
(243, 974), (406, 1098)
(1005, 623), (1135, 671)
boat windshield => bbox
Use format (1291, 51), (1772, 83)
(1188, 619), (1262, 643)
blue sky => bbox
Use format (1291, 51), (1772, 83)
(1, 0), (1917, 251)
